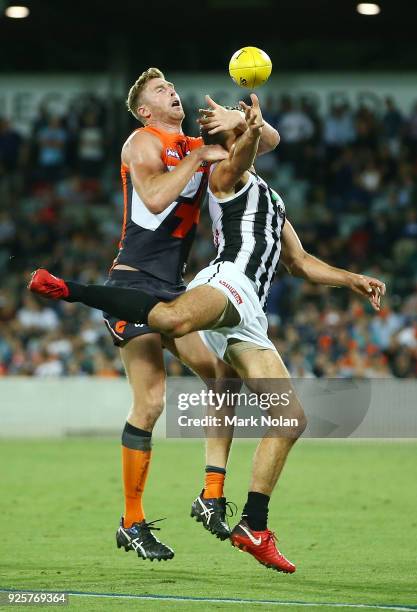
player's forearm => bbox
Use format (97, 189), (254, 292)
(235, 114), (279, 156)
(257, 122), (280, 155)
(141, 151), (203, 213)
(230, 130), (261, 174)
(289, 252), (354, 288)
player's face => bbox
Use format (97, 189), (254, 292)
(140, 78), (185, 123)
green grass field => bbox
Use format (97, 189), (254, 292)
(1, 438), (416, 611)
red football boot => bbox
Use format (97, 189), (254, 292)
(230, 520), (296, 573)
(28, 269), (69, 300)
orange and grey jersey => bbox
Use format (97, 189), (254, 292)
(113, 126), (207, 284)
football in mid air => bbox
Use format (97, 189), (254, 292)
(229, 46), (272, 89)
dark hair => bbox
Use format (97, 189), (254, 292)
(201, 129), (227, 146)
(200, 104), (242, 146)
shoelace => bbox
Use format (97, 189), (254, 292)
(140, 518), (167, 531)
(138, 518), (168, 547)
(224, 500), (238, 518)
(266, 529), (277, 543)
(223, 500), (238, 530)
(265, 530), (287, 558)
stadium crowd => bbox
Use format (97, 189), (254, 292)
(0, 92), (416, 377)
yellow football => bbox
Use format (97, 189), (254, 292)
(229, 46), (272, 89)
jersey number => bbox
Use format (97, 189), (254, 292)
(171, 201), (201, 238)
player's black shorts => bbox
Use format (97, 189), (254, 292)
(103, 269), (186, 346)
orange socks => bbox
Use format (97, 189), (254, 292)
(203, 466), (226, 499)
(121, 423), (152, 528)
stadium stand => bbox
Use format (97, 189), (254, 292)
(0, 92), (416, 377)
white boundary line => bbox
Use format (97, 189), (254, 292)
(67, 592), (417, 610)
(2, 590), (415, 610)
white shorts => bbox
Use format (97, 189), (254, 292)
(186, 261), (277, 360)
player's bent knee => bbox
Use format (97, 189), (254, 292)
(286, 401), (307, 440)
(156, 305), (193, 338)
(287, 395), (307, 438)
(269, 412), (306, 442)
(169, 322), (194, 338)
(269, 398), (307, 441)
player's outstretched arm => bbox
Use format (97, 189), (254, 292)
(197, 96), (280, 156)
(210, 93), (264, 194)
(281, 220), (386, 312)
(126, 130), (227, 214)
(256, 121), (280, 155)
(198, 94), (279, 155)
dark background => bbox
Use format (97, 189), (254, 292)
(1, 0), (417, 72)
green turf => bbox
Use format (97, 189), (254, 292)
(0, 438), (416, 611)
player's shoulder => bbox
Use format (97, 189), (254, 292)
(122, 127), (163, 165)
(125, 127), (163, 148)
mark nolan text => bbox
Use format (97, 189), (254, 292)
(178, 415), (299, 428)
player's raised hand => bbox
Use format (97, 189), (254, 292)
(203, 94), (221, 113)
(239, 94), (264, 134)
(197, 95), (246, 135)
(348, 274), (386, 312)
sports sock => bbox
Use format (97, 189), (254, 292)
(121, 422), (152, 528)
(242, 491), (270, 531)
(203, 465), (226, 499)
(64, 281), (159, 324)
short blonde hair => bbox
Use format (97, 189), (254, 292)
(126, 67), (165, 123)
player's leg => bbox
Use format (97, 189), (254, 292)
(227, 346), (306, 573)
(163, 331), (240, 539)
(149, 285), (236, 337)
(156, 284), (241, 502)
(230, 348), (306, 495)
(164, 332), (239, 468)
(30, 268), (238, 539)
(115, 333), (174, 561)
(28, 270), (230, 336)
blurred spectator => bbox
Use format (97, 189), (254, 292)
(76, 111), (105, 178)
(278, 97), (315, 143)
(323, 104), (355, 155)
(0, 212), (16, 247)
(36, 116), (68, 182)
(34, 351), (64, 377)
(402, 208), (417, 238)
(355, 105), (379, 148)
(358, 159), (382, 193)
(0, 117), (23, 172)
(262, 95), (280, 129)
(383, 97), (403, 156)
(0, 118), (24, 204)
(397, 320), (417, 350)
(17, 295), (59, 332)
(277, 96), (314, 168)
(407, 101), (417, 154)
(369, 305), (404, 350)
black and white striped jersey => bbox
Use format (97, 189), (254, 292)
(208, 169), (286, 308)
